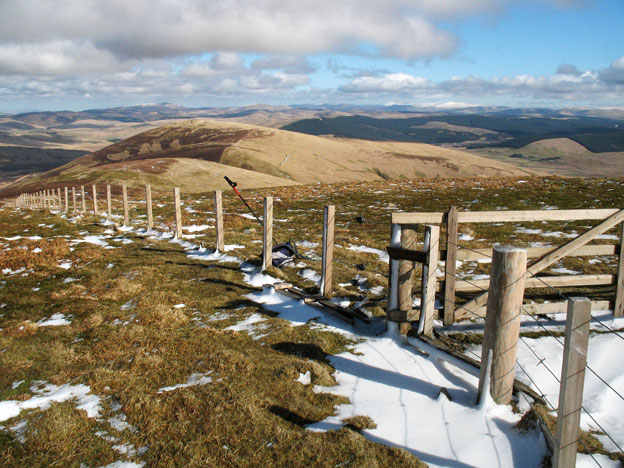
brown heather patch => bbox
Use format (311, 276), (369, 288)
(0, 238), (71, 271)
(3, 320), (39, 338)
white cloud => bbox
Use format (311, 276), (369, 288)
(339, 66), (623, 103)
(0, 0), (461, 63)
(599, 57), (624, 84)
(0, 41), (123, 75)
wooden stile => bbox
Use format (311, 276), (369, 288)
(146, 185), (153, 231)
(553, 298), (591, 468)
(263, 197), (273, 270)
(477, 245), (526, 405)
(122, 184), (129, 226)
(173, 187), (182, 238)
(214, 191), (224, 252)
(457, 209), (624, 320)
(444, 206), (458, 325)
(321, 205), (336, 297)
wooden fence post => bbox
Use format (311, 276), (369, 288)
(174, 187), (182, 239)
(444, 206), (459, 325)
(419, 225), (440, 337)
(387, 224), (402, 320)
(398, 224), (417, 332)
(477, 245), (527, 405)
(56, 188), (61, 210)
(92, 184), (98, 216)
(553, 297), (591, 468)
(321, 205), (336, 297)
(80, 185), (86, 213)
(145, 185), (153, 231)
(122, 184), (129, 226)
(106, 185), (112, 221)
(214, 190), (224, 252)
(615, 222), (624, 317)
(263, 196), (273, 270)
(64, 187), (68, 212)
(72, 187), (76, 214)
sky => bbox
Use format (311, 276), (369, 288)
(0, 0), (623, 113)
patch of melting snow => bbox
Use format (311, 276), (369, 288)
(173, 304), (185, 309)
(32, 247), (43, 253)
(37, 313), (72, 326)
(550, 266), (581, 275)
(58, 261), (72, 269)
(225, 313), (269, 339)
(158, 372), (213, 393)
(184, 224), (211, 232)
(297, 371), (311, 385)
(63, 277), (79, 283)
(0, 381), (102, 422)
(298, 268), (321, 285)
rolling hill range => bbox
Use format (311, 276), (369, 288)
(0, 119), (536, 198)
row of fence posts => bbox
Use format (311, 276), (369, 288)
(16, 189), (338, 288)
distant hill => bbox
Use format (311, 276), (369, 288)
(280, 114), (624, 151)
(0, 119), (535, 198)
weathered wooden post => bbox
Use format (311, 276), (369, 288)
(419, 225), (440, 337)
(174, 187), (182, 239)
(92, 184), (98, 216)
(387, 223), (401, 322)
(552, 297), (591, 468)
(106, 185), (112, 221)
(263, 196), (273, 270)
(615, 221), (624, 317)
(321, 205), (336, 297)
(444, 206), (459, 325)
(398, 224), (417, 333)
(477, 245), (527, 405)
(122, 184), (129, 226)
(145, 185), (153, 231)
(80, 185), (86, 213)
(56, 188), (61, 209)
(64, 187), (69, 212)
(72, 187), (77, 214)
(214, 190), (224, 252)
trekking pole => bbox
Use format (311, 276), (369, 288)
(224, 176), (279, 246)
(224, 176), (264, 228)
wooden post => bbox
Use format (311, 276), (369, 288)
(80, 185), (86, 213)
(387, 223), (402, 320)
(419, 225), (440, 337)
(615, 222), (624, 317)
(106, 185), (112, 221)
(321, 205), (336, 297)
(553, 297), (591, 468)
(477, 245), (527, 405)
(444, 206), (459, 325)
(122, 184), (129, 226)
(56, 188), (61, 209)
(174, 187), (182, 239)
(214, 190), (224, 252)
(72, 187), (77, 214)
(92, 184), (98, 216)
(145, 185), (153, 231)
(64, 187), (68, 212)
(263, 196), (273, 270)
(398, 225), (417, 332)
